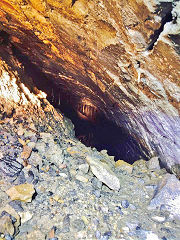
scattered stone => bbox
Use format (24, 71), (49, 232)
(93, 189), (101, 198)
(91, 177), (102, 189)
(149, 174), (180, 220)
(34, 141), (46, 154)
(170, 164), (180, 179)
(78, 163), (89, 174)
(52, 195), (64, 204)
(148, 157), (160, 170)
(18, 138), (26, 146)
(27, 230), (46, 240)
(19, 211), (32, 224)
(133, 159), (148, 172)
(129, 204), (137, 211)
(115, 160), (133, 174)
(45, 145), (64, 165)
(17, 127), (24, 136)
(121, 200), (129, 208)
(0, 98), (180, 240)
(21, 145), (32, 159)
(62, 214), (70, 233)
(8, 200), (24, 212)
(116, 206), (124, 215)
(71, 219), (85, 232)
(95, 230), (101, 239)
(0, 215), (14, 236)
(151, 215), (166, 223)
(0, 151), (3, 159)
(86, 156), (120, 191)
(6, 184), (35, 202)
(75, 174), (88, 183)
(0, 158), (23, 177)
(81, 216), (89, 225)
(0, 205), (21, 232)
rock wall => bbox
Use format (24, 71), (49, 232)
(0, 0), (180, 169)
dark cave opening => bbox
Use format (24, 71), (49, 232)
(50, 94), (148, 164)
(0, 32), (149, 164)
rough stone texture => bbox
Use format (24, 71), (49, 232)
(149, 173), (180, 220)
(0, 91), (179, 239)
(0, 215), (15, 236)
(0, 0), (179, 168)
(86, 155), (120, 191)
(147, 156), (160, 170)
(6, 184), (35, 202)
(115, 160), (133, 174)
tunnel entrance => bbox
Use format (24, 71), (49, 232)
(49, 92), (148, 164)
(0, 32), (149, 164)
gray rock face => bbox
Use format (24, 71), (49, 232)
(86, 155), (120, 191)
(149, 173), (180, 220)
(148, 157), (160, 170)
(0, 158), (23, 177)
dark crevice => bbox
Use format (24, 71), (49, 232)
(0, 37), (149, 164)
(146, 9), (173, 51)
(72, 0), (78, 7)
(51, 98), (149, 164)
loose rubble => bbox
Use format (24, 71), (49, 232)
(0, 106), (180, 240)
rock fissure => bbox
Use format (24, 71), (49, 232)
(146, 9), (173, 51)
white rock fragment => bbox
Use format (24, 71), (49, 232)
(78, 163), (89, 174)
(151, 215), (166, 223)
(19, 211), (33, 224)
(75, 175), (88, 183)
(86, 156), (120, 191)
(148, 157), (160, 170)
(0, 151), (3, 159)
(146, 232), (160, 240)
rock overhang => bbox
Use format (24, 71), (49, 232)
(0, 0), (180, 169)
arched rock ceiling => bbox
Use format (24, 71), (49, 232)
(0, 0), (180, 168)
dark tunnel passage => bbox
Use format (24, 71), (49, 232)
(0, 30), (149, 164)
(58, 102), (148, 163)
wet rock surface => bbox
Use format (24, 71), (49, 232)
(0, 108), (180, 240)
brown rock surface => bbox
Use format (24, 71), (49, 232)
(0, 0), (180, 168)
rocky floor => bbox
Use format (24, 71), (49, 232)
(0, 106), (180, 240)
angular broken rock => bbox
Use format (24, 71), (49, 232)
(21, 145), (32, 159)
(0, 215), (15, 236)
(147, 157), (160, 170)
(86, 155), (120, 191)
(115, 160), (133, 174)
(6, 184), (35, 202)
(149, 173), (180, 220)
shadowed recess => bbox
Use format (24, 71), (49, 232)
(0, 30), (149, 164)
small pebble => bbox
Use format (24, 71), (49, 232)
(71, 219), (85, 232)
(116, 206), (123, 215)
(103, 231), (112, 237)
(129, 204), (136, 211)
(95, 230), (101, 239)
(8, 200), (24, 212)
(121, 200), (129, 208)
(5, 235), (13, 240)
(93, 190), (101, 198)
